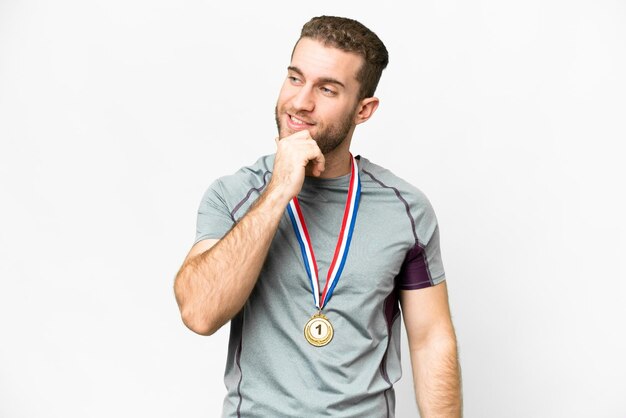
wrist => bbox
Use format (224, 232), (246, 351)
(258, 181), (293, 216)
(264, 179), (296, 206)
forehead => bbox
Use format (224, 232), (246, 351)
(290, 37), (363, 89)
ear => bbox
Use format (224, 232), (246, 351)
(354, 97), (380, 125)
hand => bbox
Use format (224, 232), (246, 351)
(269, 130), (325, 201)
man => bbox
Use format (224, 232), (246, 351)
(174, 16), (461, 418)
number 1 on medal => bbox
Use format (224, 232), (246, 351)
(304, 313), (333, 347)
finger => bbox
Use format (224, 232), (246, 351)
(291, 130), (312, 141)
(310, 151), (325, 177)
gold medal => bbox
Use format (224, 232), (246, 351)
(304, 313), (334, 347)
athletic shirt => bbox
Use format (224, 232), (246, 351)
(195, 154), (446, 418)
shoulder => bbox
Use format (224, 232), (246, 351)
(358, 156), (433, 211)
(201, 154), (275, 220)
(206, 154), (274, 201)
(214, 154), (275, 192)
(358, 155), (439, 244)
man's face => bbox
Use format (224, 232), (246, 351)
(275, 37), (364, 154)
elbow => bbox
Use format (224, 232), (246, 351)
(173, 272), (225, 336)
(180, 308), (222, 336)
(173, 279), (216, 336)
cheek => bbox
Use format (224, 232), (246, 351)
(323, 102), (351, 123)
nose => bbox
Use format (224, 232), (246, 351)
(291, 85), (315, 112)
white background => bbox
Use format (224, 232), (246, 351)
(1, 1), (625, 417)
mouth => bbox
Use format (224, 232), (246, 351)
(286, 113), (315, 130)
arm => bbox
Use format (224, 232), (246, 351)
(174, 187), (289, 336)
(173, 131), (325, 336)
(400, 281), (462, 417)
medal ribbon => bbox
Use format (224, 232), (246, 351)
(286, 154), (361, 310)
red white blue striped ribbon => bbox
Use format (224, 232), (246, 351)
(286, 154), (361, 310)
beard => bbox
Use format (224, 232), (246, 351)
(275, 105), (357, 155)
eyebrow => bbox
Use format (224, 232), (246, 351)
(288, 66), (346, 89)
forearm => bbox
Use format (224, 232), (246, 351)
(174, 183), (290, 335)
(410, 332), (462, 417)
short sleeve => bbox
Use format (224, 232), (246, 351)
(194, 179), (235, 244)
(397, 196), (446, 290)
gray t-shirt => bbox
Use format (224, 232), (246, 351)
(195, 154), (446, 417)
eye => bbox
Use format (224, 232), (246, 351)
(320, 86), (337, 96)
(288, 76), (302, 85)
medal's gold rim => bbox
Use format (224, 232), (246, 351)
(304, 314), (334, 347)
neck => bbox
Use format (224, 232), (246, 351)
(322, 150), (353, 178)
